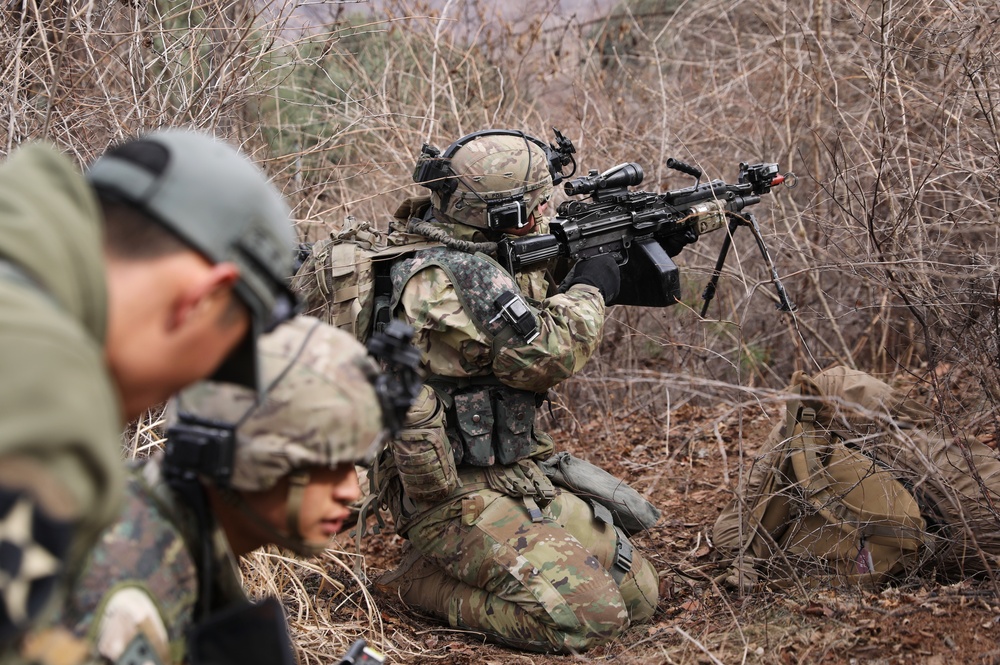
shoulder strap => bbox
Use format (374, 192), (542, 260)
(785, 402), (929, 550)
(390, 246), (537, 344)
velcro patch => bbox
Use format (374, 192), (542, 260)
(0, 488), (73, 641)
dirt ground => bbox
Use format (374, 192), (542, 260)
(307, 398), (1000, 664)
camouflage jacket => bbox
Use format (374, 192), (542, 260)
(370, 205), (609, 533)
(33, 456), (246, 665)
(393, 215), (606, 393)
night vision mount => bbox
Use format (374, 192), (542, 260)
(412, 128), (577, 231)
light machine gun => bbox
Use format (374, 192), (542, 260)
(496, 158), (796, 315)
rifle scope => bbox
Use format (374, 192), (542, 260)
(564, 162), (644, 196)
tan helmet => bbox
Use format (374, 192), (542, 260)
(169, 315), (384, 492)
(426, 132), (554, 230)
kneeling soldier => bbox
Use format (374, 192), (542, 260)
(371, 130), (659, 654)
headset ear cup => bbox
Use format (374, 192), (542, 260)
(436, 172), (458, 196)
(423, 129), (555, 230)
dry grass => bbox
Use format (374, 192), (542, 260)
(9, 0), (1000, 660)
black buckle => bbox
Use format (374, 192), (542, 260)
(490, 291), (539, 343)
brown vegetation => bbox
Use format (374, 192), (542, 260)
(7, 0), (1000, 661)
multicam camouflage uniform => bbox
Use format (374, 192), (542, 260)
(714, 366), (1000, 585)
(375, 196), (659, 653)
(31, 317), (387, 665)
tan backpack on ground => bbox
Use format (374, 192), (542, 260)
(730, 395), (931, 588)
(291, 215), (439, 342)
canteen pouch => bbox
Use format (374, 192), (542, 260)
(539, 451), (662, 535)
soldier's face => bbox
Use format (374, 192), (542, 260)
(104, 253), (249, 421)
(240, 462), (361, 544)
(293, 463), (362, 544)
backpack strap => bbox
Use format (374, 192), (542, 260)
(327, 243), (369, 333)
(389, 247), (540, 346)
(743, 389), (809, 538)
(786, 403), (930, 554)
(728, 394), (804, 584)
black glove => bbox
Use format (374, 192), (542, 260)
(560, 254), (621, 306)
(661, 228), (698, 257)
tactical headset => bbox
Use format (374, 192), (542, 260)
(412, 128), (576, 231)
(163, 321), (421, 490)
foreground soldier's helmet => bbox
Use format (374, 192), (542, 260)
(86, 128), (299, 390)
(169, 315), (384, 492)
(417, 131), (554, 231)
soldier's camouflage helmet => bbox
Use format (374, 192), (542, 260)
(170, 315), (384, 492)
(433, 133), (553, 230)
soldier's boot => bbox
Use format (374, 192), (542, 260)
(377, 546), (629, 653)
(375, 549), (460, 614)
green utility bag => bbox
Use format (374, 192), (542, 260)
(538, 451), (661, 535)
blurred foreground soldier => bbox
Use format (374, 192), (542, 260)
(371, 130), (659, 653)
(713, 366), (1000, 589)
(29, 316), (410, 665)
(0, 129), (297, 648)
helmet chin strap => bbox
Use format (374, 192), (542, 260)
(223, 470), (328, 557)
(285, 470), (310, 543)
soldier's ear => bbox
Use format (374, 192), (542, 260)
(169, 263), (241, 331)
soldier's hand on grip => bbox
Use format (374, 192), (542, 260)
(559, 254), (621, 306)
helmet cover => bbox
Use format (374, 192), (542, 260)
(432, 133), (553, 230)
(169, 316), (384, 492)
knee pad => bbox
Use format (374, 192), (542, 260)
(618, 555), (658, 623)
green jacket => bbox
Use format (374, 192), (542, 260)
(0, 144), (123, 645)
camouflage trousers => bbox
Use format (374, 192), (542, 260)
(385, 485), (658, 653)
(714, 365), (1000, 582)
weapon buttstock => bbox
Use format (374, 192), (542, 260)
(615, 239), (681, 307)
